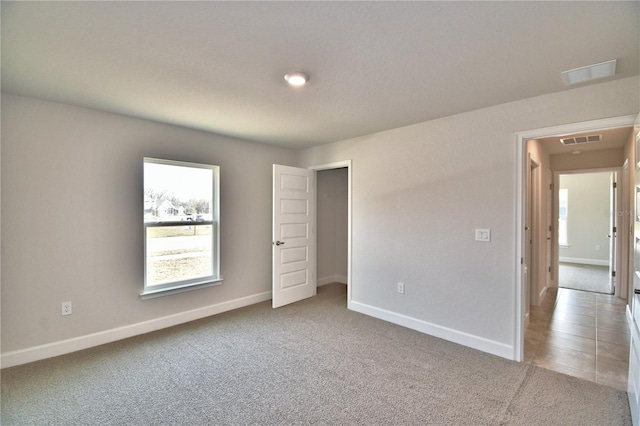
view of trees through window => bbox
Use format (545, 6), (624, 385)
(143, 158), (219, 293)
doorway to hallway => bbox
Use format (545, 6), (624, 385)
(520, 125), (632, 393)
(557, 170), (617, 295)
(515, 115), (636, 364)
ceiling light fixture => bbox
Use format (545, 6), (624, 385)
(561, 59), (617, 86)
(284, 72), (309, 87)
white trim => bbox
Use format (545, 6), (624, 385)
(309, 160), (352, 306)
(559, 257), (609, 266)
(349, 301), (513, 360)
(515, 114), (637, 363)
(1, 291), (272, 369)
(556, 167), (623, 298)
(317, 275), (348, 286)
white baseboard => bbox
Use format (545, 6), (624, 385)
(348, 300), (514, 360)
(317, 275), (347, 286)
(559, 257), (609, 267)
(1, 291), (272, 369)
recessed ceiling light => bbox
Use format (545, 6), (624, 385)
(572, 150), (582, 155)
(284, 72), (309, 87)
(561, 59), (617, 86)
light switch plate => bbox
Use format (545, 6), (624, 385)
(475, 229), (491, 242)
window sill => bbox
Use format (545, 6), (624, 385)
(140, 279), (223, 300)
(559, 244), (571, 249)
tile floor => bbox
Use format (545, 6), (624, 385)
(524, 287), (630, 391)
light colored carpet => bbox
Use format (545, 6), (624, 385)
(1, 283), (630, 425)
(559, 262), (611, 294)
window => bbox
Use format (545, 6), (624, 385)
(142, 158), (220, 298)
(558, 188), (568, 246)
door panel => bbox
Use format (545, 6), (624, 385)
(272, 164), (316, 308)
(609, 172), (617, 294)
(629, 117), (640, 425)
(631, 291), (640, 426)
(546, 169), (552, 290)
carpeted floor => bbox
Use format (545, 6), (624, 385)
(1, 283), (631, 425)
(559, 262), (612, 294)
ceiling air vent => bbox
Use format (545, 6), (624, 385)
(560, 134), (602, 145)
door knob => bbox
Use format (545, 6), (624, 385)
(275, 241), (285, 246)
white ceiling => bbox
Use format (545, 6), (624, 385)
(2, 1), (638, 150)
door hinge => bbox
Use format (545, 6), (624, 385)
(613, 226), (617, 233)
(550, 184), (553, 190)
(612, 271), (616, 277)
(549, 225), (552, 232)
(613, 182), (617, 188)
(548, 266), (552, 272)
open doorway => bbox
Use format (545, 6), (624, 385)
(516, 116), (636, 361)
(557, 170), (617, 295)
(516, 116), (635, 392)
(271, 161), (352, 308)
(310, 161), (352, 305)
(316, 167), (348, 287)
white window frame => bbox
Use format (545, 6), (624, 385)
(142, 157), (221, 299)
(558, 188), (569, 247)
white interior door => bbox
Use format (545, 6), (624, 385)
(629, 120), (640, 425)
(546, 169), (552, 290)
(609, 172), (617, 294)
(272, 164), (316, 308)
(524, 154), (533, 324)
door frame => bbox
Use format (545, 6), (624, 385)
(553, 168), (621, 295)
(309, 160), (353, 306)
(514, 114), (637, 362)
(527, 155), (542, 310)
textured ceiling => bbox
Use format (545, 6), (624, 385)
(2, 1), (638, 149)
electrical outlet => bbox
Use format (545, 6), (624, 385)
(61, 301), (72, 316)
(397, 282), (405, 294)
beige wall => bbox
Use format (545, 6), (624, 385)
(551, 148), (624, 171)
(297, 76), (639, 357)
(1, 94), (295, 355)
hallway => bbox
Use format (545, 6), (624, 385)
(525, 287), (630, 391)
